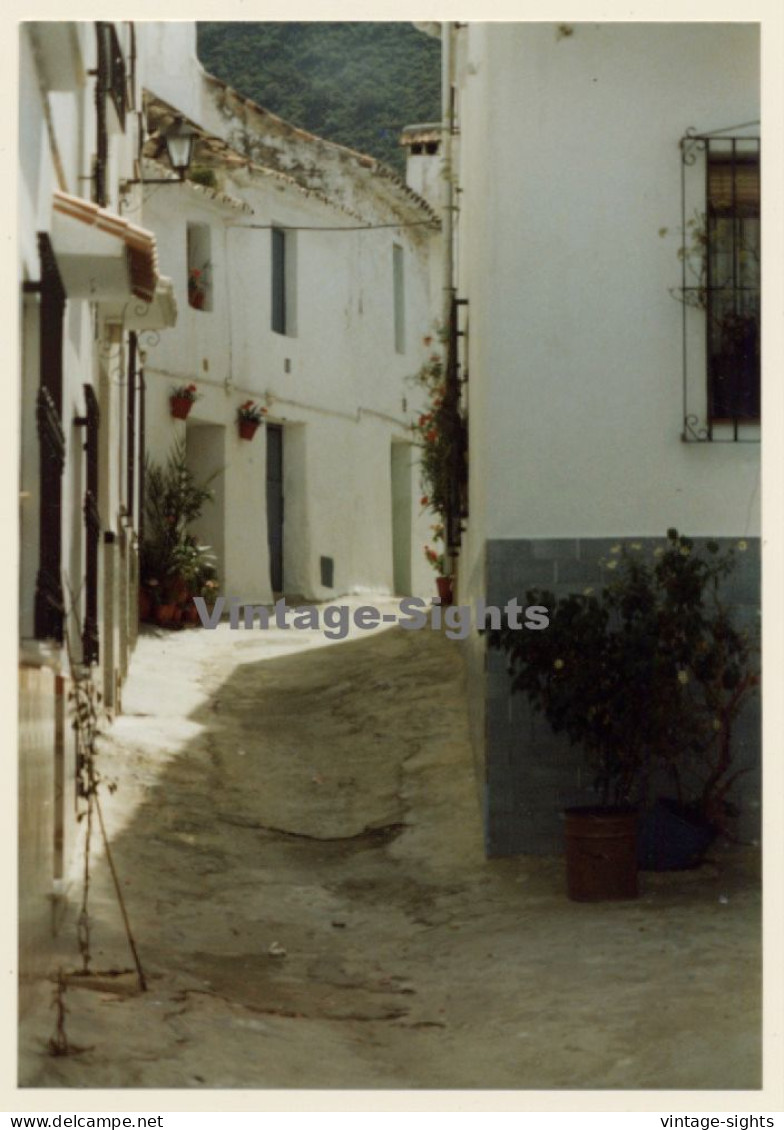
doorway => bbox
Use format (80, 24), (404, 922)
(185, 423), (225, 583)
(266, 424), (284, 594)
(390, 442), (412, 596)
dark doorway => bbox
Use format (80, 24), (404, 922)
(266, 424), (284, 594)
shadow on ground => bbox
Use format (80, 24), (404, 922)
(20, 623), (762, 1090)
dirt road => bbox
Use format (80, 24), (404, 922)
(20, 603), (761, 1090)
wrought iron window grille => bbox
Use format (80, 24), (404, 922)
(93, 23), (127, 205)
(678, 125), (760, 443)
(98, 22), (127, 131)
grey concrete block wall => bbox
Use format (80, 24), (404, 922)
(475, 535), (761, 857)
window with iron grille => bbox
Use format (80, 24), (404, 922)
(706, 145), (760, 422)
(678, 130), (760, 442)
(97, 22), (127, 130)
(94, 22), (127, 205)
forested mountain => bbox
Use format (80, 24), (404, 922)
(196, 23), (441, 174)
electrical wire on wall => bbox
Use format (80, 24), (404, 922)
(225, 220), (439, 233)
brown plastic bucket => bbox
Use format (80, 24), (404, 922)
(564, 806), (639, 902)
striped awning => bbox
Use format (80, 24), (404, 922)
(51, 191), (159, 303)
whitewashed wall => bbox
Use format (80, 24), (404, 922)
(456, 22), (761, 603)
(138, 37), (439, 605)
(18, 20), (148, 986)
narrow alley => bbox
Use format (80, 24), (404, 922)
(20, 605), (761, 1091)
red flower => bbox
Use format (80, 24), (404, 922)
(420, 495), (429, 506)
(425, 429), (438, 444)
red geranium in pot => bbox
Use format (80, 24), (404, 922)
(170, 383), (198, 420)
(237, 400), (268, 440)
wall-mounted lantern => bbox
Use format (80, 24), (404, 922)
(123, 116), (199, 187)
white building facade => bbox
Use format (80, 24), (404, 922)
(18, 21), (177, 1009)
(446, 23), (762, 854)
(134, 23), (440, 606)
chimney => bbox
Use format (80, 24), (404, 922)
(399, 123), (442, 210)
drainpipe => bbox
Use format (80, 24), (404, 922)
(441, 21), (455, 334)
(441, 23), (459, 573)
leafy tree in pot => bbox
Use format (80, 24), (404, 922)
(488, 530), (759, 828)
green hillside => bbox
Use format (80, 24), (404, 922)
(196, 22), (441, 174)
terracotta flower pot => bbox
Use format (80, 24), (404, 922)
(436, 575), (453, 605)
(170, 395), (194, 420)
(184, 603), (201, 625)
(190, 291), (205, 311)
(154, 602), (176, 628)
(168, 576), (188, 605)
(239, 419), (260, 440)
(564, 806), (639, 902)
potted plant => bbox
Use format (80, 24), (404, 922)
(409, 342), (467, 529)
(488, 531), (758, 893)
(170, 383), (198, 420)
(424, 525), (453, 605)
(237, 400), (268, 440)
(186, 577), (219, 625)
(491, 585), (649, 900)
(188, 265), (209, 311)
(139, 439), (220, 630)
(631, 532), (759, 869)
(168, 538), (218, 624)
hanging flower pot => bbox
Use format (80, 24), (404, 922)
(237, 400), (268, 439)
(170, 383), (198, 420)
(170, 396), (193, 420)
